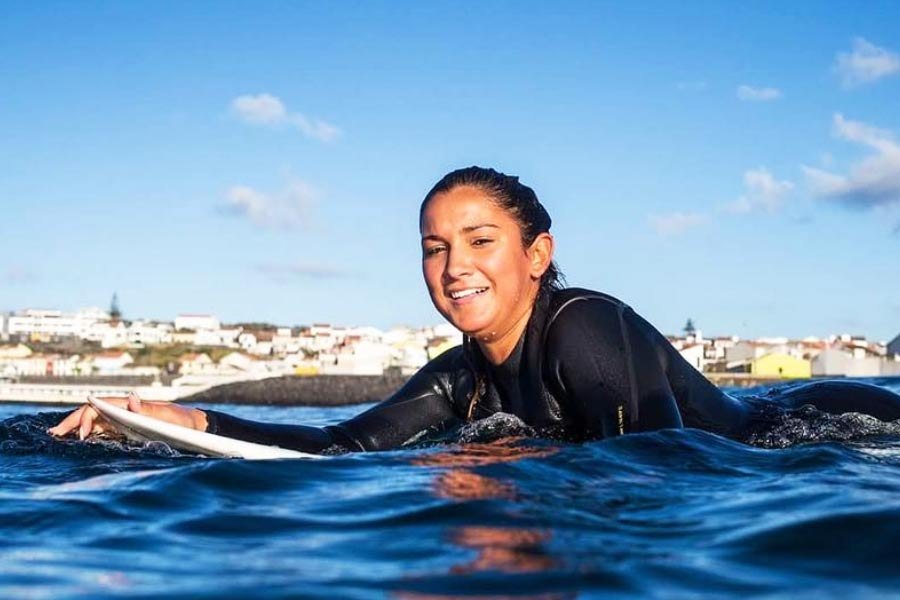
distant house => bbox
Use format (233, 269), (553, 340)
(175, 314), (220, 332)
(179, 352), (214, 374)
(888, 333), (900, 358)
(92, 351), (134, 374)
(0, 343), (33, 359)
(171, 330), (197, 345)
(100, 322), (129, 348)
(127, 321), (173, 346)
(194, 328), (241, 347)
(14, 353), (80, 376)
(218, 351), (256, 372)
(725, 341), (768, 364)
(811, 348), (880, 377)
(678, 343), (705, 372)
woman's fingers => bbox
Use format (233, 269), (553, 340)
(47, 392), (206, 439)
(127, 391), (142, 413)
(78, 404), (102, 440)
(47, 405), (86, 437)
(47, 395), (128, 439)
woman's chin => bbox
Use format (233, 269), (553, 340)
(454, 320), (492, 339)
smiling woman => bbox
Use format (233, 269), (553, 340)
(50, 167), (900, 452)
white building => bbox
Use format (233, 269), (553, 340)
(250, 341), (274, 356)
(7, 309), (77, 339)
(345, 326), (384, 341)
(430, 323), (459, 339)
(272, 328), (301, 354)
(82, 321), (130, 348)
(194, 328), (241, 347)
(315, 337), (395, 375)
(679, 343), (705, 372)
(175, 314), (220, 332)
(705, 337), (738, 362)
(238, 332), (258, 351)
(9, 354), (81, 377)
(218, 351), (257, 372)
(6, 307), (109, 341)
(91, 351), (135, 375)
(0, 343), (33, 359)
(179, 353), (215, 374)
(127, 321), (174, 346)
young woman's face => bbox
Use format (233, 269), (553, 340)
(420, 186), (545, 343)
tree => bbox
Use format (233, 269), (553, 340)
(110, 292), (122, 321)
(683, 318), (696, 336)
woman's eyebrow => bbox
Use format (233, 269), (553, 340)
(461, 223), (499, 233)
(421, 223), (499, 241)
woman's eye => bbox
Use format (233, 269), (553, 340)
(424, 246), (445, 256)
(472, 238), (493, 247)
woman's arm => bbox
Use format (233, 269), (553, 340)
(206, 365), (462, 453)
(199, 349), (468, 453)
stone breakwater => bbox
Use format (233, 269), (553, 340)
(181, 374), (412, 406)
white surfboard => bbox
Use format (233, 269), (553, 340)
(87, 396), (321, 460)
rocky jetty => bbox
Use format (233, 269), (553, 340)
(181, 373), (411, 406)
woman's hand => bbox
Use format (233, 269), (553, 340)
(47, 392), (208, 440)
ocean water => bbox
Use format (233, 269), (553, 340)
(2, 378), (900, 599)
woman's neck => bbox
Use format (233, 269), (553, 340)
(475, 304), (535, 365)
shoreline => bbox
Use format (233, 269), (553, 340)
(0, 373), (411, 406)
(179, 373), (411, 406)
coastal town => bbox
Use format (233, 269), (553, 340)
(1, 303), (899, 404)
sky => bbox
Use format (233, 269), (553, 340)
(2, 1), (899, 341)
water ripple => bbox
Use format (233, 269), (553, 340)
(2, 383), (900, 598)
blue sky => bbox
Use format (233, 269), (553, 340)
(2, 2), (899, 340)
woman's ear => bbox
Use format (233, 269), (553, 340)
(528, 232), (555, 279)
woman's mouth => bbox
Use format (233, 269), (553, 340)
(449, 287), (488, 300)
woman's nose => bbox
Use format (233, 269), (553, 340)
(444, 246), (473, 279)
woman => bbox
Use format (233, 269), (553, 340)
(50, 167), (900, 451)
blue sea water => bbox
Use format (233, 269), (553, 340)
(2, 378), (900, 599)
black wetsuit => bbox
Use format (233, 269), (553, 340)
(205, 288), (900, 453)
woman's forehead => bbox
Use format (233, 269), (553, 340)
(420, 187), (512, 230)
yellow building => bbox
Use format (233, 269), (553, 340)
(751, 353), (811, 378)
(294, 364), (320, 376)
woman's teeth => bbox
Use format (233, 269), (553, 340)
(450, 288), (488, 299)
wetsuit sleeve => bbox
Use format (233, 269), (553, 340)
(204, 351), (464, 453)
(545, 298), (683, 437)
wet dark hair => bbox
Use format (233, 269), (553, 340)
(420, 166), (564, 296)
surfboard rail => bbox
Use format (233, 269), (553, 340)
(87, 396), (322, 460)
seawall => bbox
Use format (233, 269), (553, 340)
(181, 373), (411, 406)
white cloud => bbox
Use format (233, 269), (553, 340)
(648, 212), (709, 236)
(835, 37), (900, 88)
(723, 168), (794, 214)
(220, 179), (316, 229)
(803, 114), (900, 209)
(255, 263), (350, 282)
(736, 85), (782, 102)
(230, 93), (341, 142)
(231, 93), (287, 124)
(288, 114), (341, 143)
